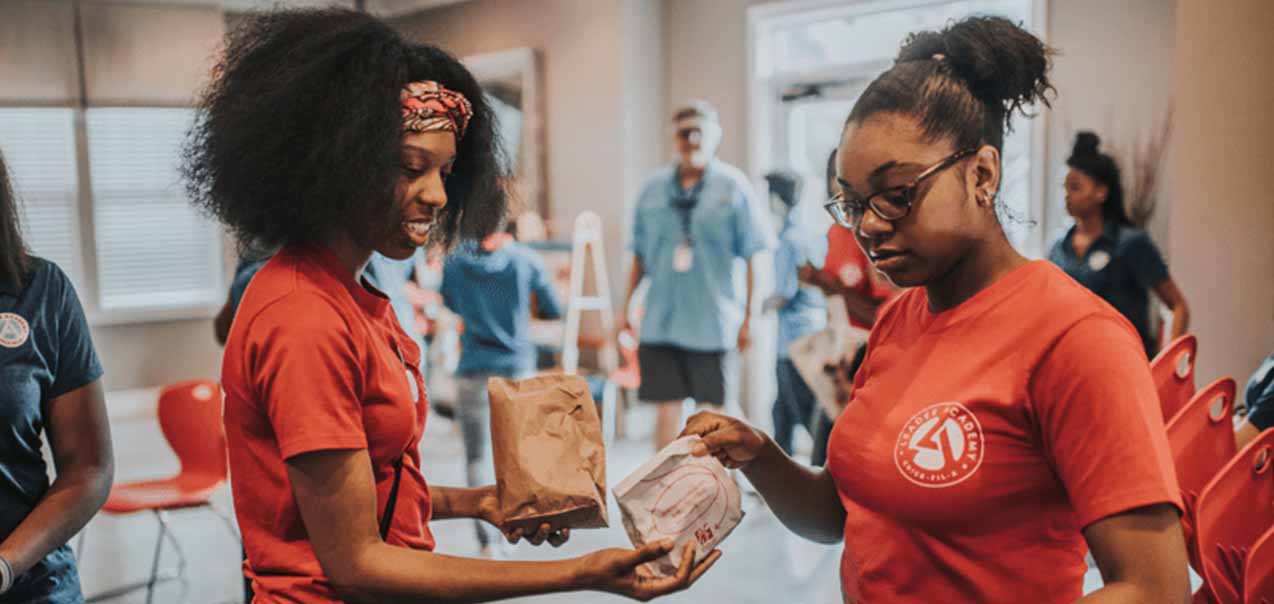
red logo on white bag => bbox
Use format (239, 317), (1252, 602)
(894, 402), (984, 488)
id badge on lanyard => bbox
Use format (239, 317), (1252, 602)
(671, 170), (703, 273)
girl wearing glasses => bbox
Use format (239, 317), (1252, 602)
(683, 16), (1188, 603)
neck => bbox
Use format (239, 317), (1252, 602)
(925, 231), (1027, 312)
(320, 230), (374, 285)
(678, 161), (705, 184)
(1075, 210), (1104, 237)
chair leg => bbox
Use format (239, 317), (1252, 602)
(145, 511), (166, 604)
(210, 503), (242, 544)
(157, 511), (189, 576)
(74, 528), (87, 563)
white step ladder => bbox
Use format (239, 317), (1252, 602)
(560, 211), (620, 443)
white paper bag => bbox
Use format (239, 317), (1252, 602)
(613, 436), (743, 575)
(788, 295), (870, 419)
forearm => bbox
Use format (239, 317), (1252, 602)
(428, 485), (489, 521)
(0, 464), (112, 574)
(744, 261), (755, 318)
(1170, 304), (1189, 340)
(341, 542), (581, 604)
(621, 258), (644, 319)
(742, 437), (844, 543)
(839, 288), (880, 327)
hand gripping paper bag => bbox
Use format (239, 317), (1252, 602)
(613, 436), (743, 576)
(488, 375), (608, 534)
(789, 295), (870, 419)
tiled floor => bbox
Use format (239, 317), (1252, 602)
(76, 405), (1110, 604)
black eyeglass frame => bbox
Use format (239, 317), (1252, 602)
(823, 147), (978, 231)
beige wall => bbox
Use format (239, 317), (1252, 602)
(394, 0), (627, 237)
(94, 320), (225, 391)
(1045, 0), (1177, 253)
(1169, 0), (1274, 386)
(393, 0), (668, 319)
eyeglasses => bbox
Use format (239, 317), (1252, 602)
(823, 147), (977, 232)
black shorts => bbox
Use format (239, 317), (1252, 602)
(637, 345), (726, 406)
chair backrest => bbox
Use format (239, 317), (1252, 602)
(1166, 378), (1239, 571)
(1246, 525), (1274, 604)
(1152, 334), (1199, 422)
(157, 379), (228, 485)
(1195, 428), (1274, 604)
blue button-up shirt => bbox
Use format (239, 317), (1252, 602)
(774, 213), (826, 358)
(1048, 222), (1169, 357)
(0, 257), (102, 603)
(630, 161), (771, 352)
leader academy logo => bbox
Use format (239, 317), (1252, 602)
(0, 313), (29, 348)
(894, 402), (985, 488)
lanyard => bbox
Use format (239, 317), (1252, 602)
(670, 166), (706, 243)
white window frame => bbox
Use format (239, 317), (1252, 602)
(0, 103), (225, 326)
(747, 0), (1050, 257)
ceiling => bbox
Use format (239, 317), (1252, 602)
(84, 0), (470, 19)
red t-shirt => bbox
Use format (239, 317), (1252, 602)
(221, 247), (433, 604)
(827, 261), (1181, 603)
(820, 225), (895, 329)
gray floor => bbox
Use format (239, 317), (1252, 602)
(75, 405), (1106, 604)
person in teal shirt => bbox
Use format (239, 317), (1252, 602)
(619, 101), (771, 450)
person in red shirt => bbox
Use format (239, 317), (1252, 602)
(682, 16), (1188, 604)
(185, 9), (716, 603)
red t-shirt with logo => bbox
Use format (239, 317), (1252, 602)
(820, 225), (895, 329)
(827, 261), (1181, 603)
(221, 247), (433, 604)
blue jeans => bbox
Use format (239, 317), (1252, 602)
(772, 358), (818, 457)
(455, 370), (531, 548)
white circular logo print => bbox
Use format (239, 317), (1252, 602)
(894, 402), (985, 488)
(1088, 250), (1111, 271)
(838, 263), (864, 288)
(0, 313), (30, 348)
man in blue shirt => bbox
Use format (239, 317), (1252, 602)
(619, 101), (771, 450)
(761, 171), (826, 458)
(439, 232), (562, 556)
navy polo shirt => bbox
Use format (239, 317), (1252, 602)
(1244, 353), (1274, 431)
(0, 257), (102, 603)
(1048, 223), (1169, 357)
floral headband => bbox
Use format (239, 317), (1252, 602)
(401, 80), (473, 139)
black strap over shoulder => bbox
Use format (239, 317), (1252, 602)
(378, 454), (405, 541)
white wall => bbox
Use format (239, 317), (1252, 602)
(1, 2), (228, 393)
(1045, 0), (1177, 253)
(1168, 0), (1274, 386)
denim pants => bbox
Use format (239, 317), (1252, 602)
(455, 370), (531, 547)
(772, 357), (818, 457)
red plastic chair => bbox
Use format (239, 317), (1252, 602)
(1152, 334), (1199, 423)
(1167, 378), (1239, 571)
(1195, 429), (1274, 604)
(1246, 525), (1274, 603)
(83, 380), (235, 604)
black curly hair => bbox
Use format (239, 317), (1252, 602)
(183, 8), (506, 253)
(0, 149), (30, 287)
(1067, 131), (1129, 226)
(846, 16), (1055, 154)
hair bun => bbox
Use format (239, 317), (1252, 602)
(1072, 131), (1101, 157)
(899, 16), (1054, 119)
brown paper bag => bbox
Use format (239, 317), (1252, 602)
(488, 375), (609, 533)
